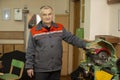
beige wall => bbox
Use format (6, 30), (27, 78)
(84, 0), (110, 40)
(0, 0), (69, 31)
(84, 0), (120, 40)
(0, 0), (70, 49)
(109, 4), (120, 37)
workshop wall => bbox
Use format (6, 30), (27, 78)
(0, 0), (69, 31)
(109, 4), (120, 38)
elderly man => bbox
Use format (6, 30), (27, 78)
(25, 5), (87, 80)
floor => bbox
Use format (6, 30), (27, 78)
(28, 75), (72, 80)
(60, 76), (71, 80)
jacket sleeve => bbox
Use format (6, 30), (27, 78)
(25, 32), (36, 69)
(62, 27), (86, 48)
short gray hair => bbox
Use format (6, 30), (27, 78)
(40, 5), (53, 14)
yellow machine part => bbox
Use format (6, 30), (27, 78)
(95, 70), (113, 80)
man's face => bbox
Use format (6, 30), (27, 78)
(40, 8), (53, 25)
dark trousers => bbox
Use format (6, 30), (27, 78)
(35, 70), (61, 80)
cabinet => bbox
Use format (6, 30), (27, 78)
(107, 0), (120, 4)
(95, 35), (120, 44)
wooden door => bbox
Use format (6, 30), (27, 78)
(73, 0), (81, 70)
(55, 14), (69, 75)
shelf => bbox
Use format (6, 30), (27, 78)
(107, 0), (120, 4)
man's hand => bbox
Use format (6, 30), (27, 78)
(86, 42), (98, 50)
(27, 69), (34, 78)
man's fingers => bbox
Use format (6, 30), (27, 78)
(31, 70), (34, 76)
(27, 69), (34, 78)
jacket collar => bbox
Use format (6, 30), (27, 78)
(36, 21), (58, 30)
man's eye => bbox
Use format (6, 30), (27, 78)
(42, 14), (46, 16)
(49, 13), (52, 15)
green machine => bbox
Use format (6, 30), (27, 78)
(71, 39), (119, 80)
